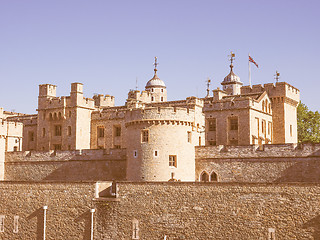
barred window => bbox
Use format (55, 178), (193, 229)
(208, 119), (216, 131)
(141, 130), (149, 143)
(54, 125), (62, 136)
(229, 118), (238, 130)
(169, 155), (177, 168)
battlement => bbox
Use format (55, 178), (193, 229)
(125, 106), (197, 124)
(127, 90), (151, 104)
(5, 148), (127, 163)
(0, 120), (23, 137)
(93, 94), (115, 107)
(196, 143), (320, 159)
(204, 95), (252, 111)
(39, 84), (56, 98)
(91, 108), (126, 120)
(241, 82), (300, 102)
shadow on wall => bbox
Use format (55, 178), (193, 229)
(303, 215), (320, 240)
(43, 161), (126, 181)
(27, 208), (44, 240)
(275, 160), (320, 183)
(75, 210), (91, 240)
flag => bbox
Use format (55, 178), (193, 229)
(249, 55), (259, 68)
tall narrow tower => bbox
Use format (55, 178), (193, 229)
(145, 57), (167, 102)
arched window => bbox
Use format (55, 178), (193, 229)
(200, 171), (209, 182)
(210, 171), (218, 182)
(49, 113), (53, 120)
(54, 112), (57, 120)
(58, 112), (62, 119)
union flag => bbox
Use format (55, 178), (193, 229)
(249, 55), (259, 68)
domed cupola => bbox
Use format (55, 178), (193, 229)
(221, 52), (243, 95)
(145, 57), (167, 102)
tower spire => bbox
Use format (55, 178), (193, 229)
(153, 56), (158, 76)
(228, 51), (235, 71)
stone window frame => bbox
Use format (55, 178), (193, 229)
(141, 130), (149, 143)
(169, 155), (177, 168)
(29, 131), (34, 142)
(97, 126), (104, 138)
(208, 118), (216, 131)
(187, 131), (192, 143)
(200, 171), (209, 182)
(154, 150), (158, 157)
(114, 126), (121, 137)
(210, 171), (218, 182)
(54, 125), (62, 136)
(133, 150), (138, 158)
(229, 117), (238, 131)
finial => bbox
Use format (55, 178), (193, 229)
(206, 77), (211, 97)
(135, 77), (138, 91)
(274, 71), (280, 82)
(228, 51), (235, 70)
(153, 56), (158, 76)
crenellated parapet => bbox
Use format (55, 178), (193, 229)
(241, 82), (300, 106)
(125, 107), (199, 126)
(93, 94), (115, 108)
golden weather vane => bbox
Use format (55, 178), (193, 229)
(228, 51), (235, 69)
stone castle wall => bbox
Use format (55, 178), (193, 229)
(196, 144), (320, 182)
(95, 182), (320, 240)
(0, 181), (97, 240)
(1, 181), (319, 239)
(4, 149), (126, 181)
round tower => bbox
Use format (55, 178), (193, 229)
(125, 107), (201, 181)
(145, 57), (167, 102)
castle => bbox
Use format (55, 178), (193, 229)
(1, 56), (320, 239)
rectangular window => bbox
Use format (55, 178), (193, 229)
(229, 118), (238, 130)
(141, 130), (149, 143)
(290, 124), (293, 137)
(67, 126), (71, 136)
(29, 131), (34, 142)
(115, 126), (121, 137)
(13, 216), (19, 233)
(0, 215), (4, 232)
(161, 97), (163, 101)
(262, 120), (266, 134)
(268, 122), (272, 135)
(54, 144), (61, 151)
(187, 131), (192, 143)
(42, 128), (46, 137)
(54, 125), (62, 136)
(169, 155), (177, 168)
(256, 118), (259, 133)
(97, 127), (104, 138)
(208, 119), (216, 131)
(154, 150), (158, 157)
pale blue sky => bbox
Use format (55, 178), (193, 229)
(0, 0), (319, 113)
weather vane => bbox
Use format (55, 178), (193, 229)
(228, 51), (235, 69)
(206, 77), (211, 97)
(274, 71), (280, 82)
(153, 56), (158, 75)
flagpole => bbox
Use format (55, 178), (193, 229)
(248, 53), (251, 87)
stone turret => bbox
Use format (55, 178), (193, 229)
(145, 57), (167, 103)
(221, 52), (243, 95)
